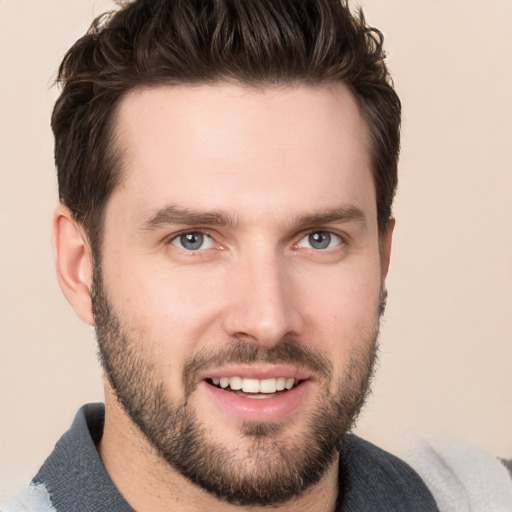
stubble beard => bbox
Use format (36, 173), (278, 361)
(91, 266), (382, 506)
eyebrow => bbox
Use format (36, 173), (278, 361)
(141, 205), (238, 231)
(293, 206), (367, 229)
(140, 204), (366, 232)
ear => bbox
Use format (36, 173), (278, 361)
(52, 205), (94, 326)
(380, 216), (395, 278)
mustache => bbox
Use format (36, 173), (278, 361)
(182, 338), (333, 394)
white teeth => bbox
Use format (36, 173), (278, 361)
(259, 378), (277, 393)
(211, 376), (298, 393)
(242, 378), (260, 393)
(229, 376), (243, 390)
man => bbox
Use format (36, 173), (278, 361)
(1, 0), (478, 510)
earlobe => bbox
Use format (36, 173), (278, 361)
(52, 205), (95, 326)
(381, 216), (395, 277)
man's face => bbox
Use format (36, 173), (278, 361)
(93, 83), (390, 505)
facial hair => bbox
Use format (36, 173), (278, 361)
(91, 266), (382, 506)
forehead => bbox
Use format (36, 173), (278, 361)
(110, 83), (375, 225)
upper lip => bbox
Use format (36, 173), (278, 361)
(197, 364), (312, 382)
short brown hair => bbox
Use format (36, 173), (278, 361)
(53, 0), (400, 252)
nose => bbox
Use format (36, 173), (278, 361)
(221, 250), (303, 348)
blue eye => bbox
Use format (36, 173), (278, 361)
(297, 231), (341, 250)
(171, 232), (214, 251)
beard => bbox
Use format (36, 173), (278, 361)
(91, 266), (382, 506)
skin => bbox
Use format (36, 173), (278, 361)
(53, 82), (394, 512)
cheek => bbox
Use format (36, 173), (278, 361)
(297, 260), (382, 359)
(102, 261), (225, 380)
(106, 248), (221, 314)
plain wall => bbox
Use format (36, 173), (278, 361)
(1, 0), (511, 487)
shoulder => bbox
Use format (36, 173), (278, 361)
(402, 436), (512, 512)
(339, 435), (512, 512)
(0, 482), (56, 512)
(338, 435), (440, 511)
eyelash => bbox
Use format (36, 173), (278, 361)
(167, 229), (345, 253)
(294, 231), (343, 251)
(169, 231), (216, 252)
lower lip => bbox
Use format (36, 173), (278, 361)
(200, 380), (312, 422)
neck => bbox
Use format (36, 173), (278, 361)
(98, 385), (340, 512)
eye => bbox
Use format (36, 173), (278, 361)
(170, 232), (215, 251)
(296, 231), (342, 250)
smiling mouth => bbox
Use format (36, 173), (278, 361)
(205, 377), (302, 399)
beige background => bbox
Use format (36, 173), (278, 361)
(1, 0), (511, 487)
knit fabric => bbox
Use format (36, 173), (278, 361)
(32, 404), (131, 512)
(338, 436), (440, 511)
(404, 437), (512, 512)
(0, 483), (56, 512)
